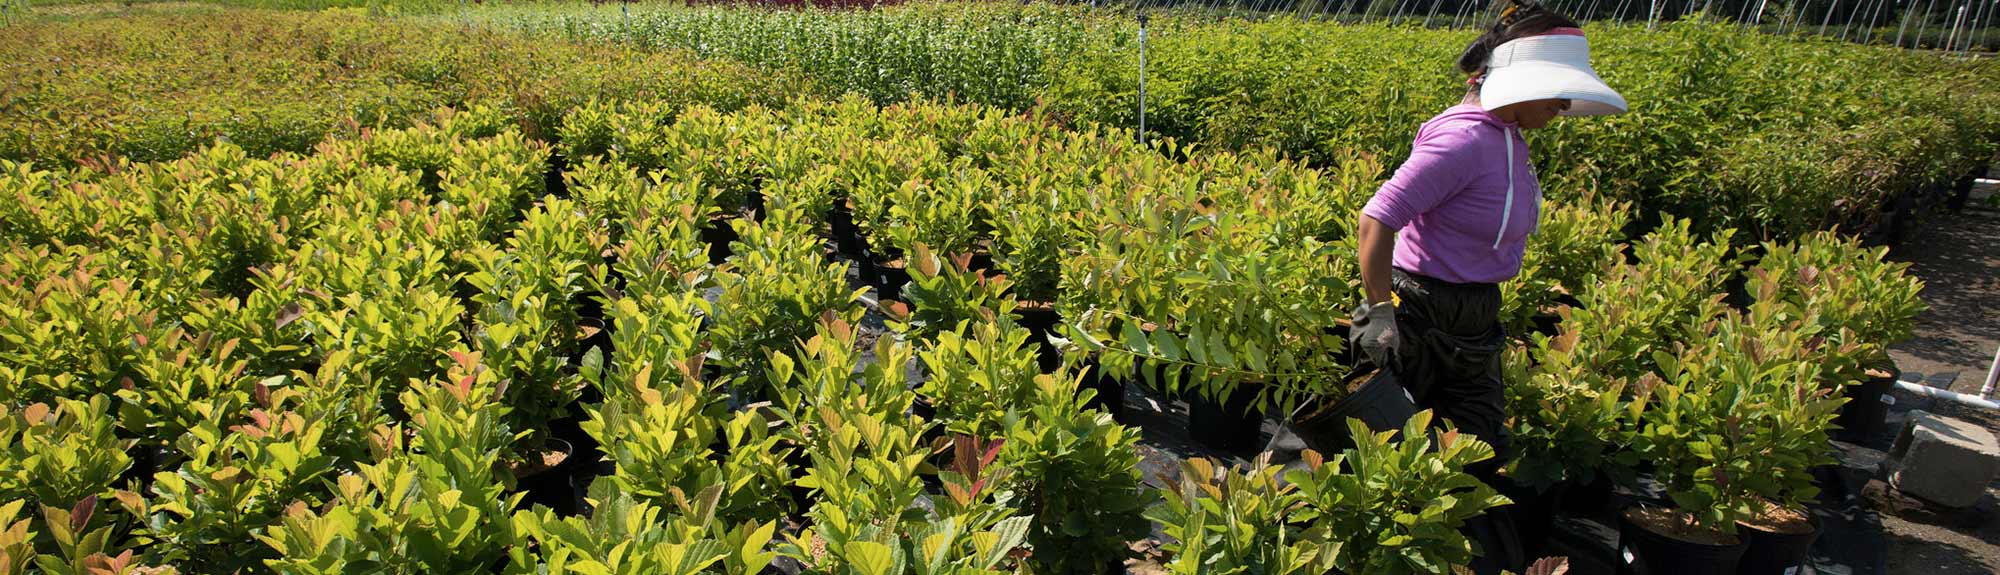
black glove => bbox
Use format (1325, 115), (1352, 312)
(1349, 301), (1399, 369)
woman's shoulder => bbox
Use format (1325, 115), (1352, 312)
(1416, 106), (1506, 148)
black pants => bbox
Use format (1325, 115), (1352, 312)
(1390, 268), (1522, 574)
(1389, 268), (1512, 467)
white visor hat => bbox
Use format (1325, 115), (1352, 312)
(1479, 28), (1627, 116)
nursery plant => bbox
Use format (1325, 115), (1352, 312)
(884, 246), (1018, 341)
(998, 369), (1150, 574)
(1748, 231), (1926, 378)
(915, 318), (1043, 438)
(0, 396), (131, 514)
(1287, 411), (1511, 574)
(1147, 454), (1331, 575)
(707, 209), (866, 398)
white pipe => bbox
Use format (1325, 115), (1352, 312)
(1896, 379), (2000, 409)
(1981, 344), (1999, 399)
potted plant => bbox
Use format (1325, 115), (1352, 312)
(1287, 411), (1511, 574)
(1725, 301), (1850, 575)
(1147, 455), (1333, 575)
(1621, 341), (1762, 574)
(259, 353), (525, 572)
(1500, 336), (1641, 555)
(706, 209), (866, 402)
(986, 188), (1073, 370)
(1747, 231), (1926, 444)
(883, 245), (1017, 342)
(914, 318), (1043, 439)
(998, 367), (1151, 574)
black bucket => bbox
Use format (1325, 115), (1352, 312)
(513, 438), (584, 516)
(1615, 507), (1747, 575)
(1561, 472), (1615, 517)
(1287, 368), (1417, 456)
(1188, 387), (1263, 454)
(1833, 366), (1898, 445)
(1735, 513), (1821, 575)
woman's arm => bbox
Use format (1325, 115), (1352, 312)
(1357, 214), (1396, 306)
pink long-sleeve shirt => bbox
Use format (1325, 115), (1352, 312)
(1361, 104), (1542, 285)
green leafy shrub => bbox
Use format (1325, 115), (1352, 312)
(506, 482), (779, 575)
(1288, 411), (1510, 574)
(138, 406), (338, 571)
(0, 396), (131, 512)
(1147, 455), (1330, 575)
(885, 246), (1017, 341)
(915, 318), (1042, 438)
(708, 210), (865, 396)
(259, 352), (524, 572)
(1748, 230), (1926, 374)
(999, 369), (1150, 574)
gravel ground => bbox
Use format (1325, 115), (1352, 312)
(1878, 173), (2000, 575)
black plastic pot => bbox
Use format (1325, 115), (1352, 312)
(701, 217), (739, 266)
(1561, 472), (1615, 517)
(873, 262), (911, 301)
(828, 204), (866, 257)
(1188, 387), (1262, 454)
(1615, 507), (1747, 575)
(745, 190), (766, 222)
(1014, 304), (1063, 374)
(1736, 512), (1821, 575)
(1495, 479), (1568, 560)
(514, 438), (584, 516)
(1287, 368), (1417, 456)
(1947, 171), (1978, 211)
(122, 443), (176, 489)
(1082, 360), (1127, 420)
(967, 251), (994, 274)
(1833, 366), (1899, 445)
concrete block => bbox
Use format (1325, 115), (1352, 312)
(1888, 410), (2000, 508)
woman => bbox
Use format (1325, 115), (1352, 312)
(1349, 3), (1625, 569)
(1353, 0), (1625, 466)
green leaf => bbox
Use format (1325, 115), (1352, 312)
(846, 541), (897, 575)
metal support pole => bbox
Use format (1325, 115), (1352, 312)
(1917, 0), (1940, 47)
(1648, 0), (1661, 29)
(1898, 0), (1918, 46)
(1948, 2), (1968, 50)
(1959, 0), (1986, 52)
(1138, 12), (1148, 148)
(1752, 0), (1772, 25)
(1823, 0), (1842, 36)
(1848, 0), (1880, 42)
(1962, 0), (1985, 52)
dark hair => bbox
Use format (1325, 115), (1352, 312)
(1457, 0), (1581, 79)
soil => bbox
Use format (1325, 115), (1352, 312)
(1738, 501), (1815, 535)
(1877, 173), (2000, 574)
(1623, 506), (1741, 546)
(507, 446), (571, 479)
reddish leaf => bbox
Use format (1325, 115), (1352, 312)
(274, 302), (304, 330)
(71, 495), (97, 533)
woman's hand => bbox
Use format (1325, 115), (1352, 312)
(1350, 302), (1398, 368)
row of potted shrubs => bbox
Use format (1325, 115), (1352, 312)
(0, 91), (1933, 573)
